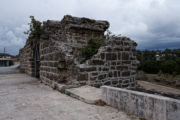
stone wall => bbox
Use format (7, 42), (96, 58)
(19, 15), (138, 88)
(39, 15), (109, 86)
(39, 21), (62, 85)
(102, 86), (180, 120)
(19, 39), (35, 76)
(78, 36), (137, 88)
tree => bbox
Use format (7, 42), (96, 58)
(141, 60), (159, 74)
(160, 60), (179, 74)
(24, 16), (42, 39)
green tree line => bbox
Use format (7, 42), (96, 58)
(137, 49), (180, 75)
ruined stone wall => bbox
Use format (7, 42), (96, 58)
(39, 21), (65, 85)
(39, 15), (109, 86)
(78, 36), (138, 88)
(19, 39), (35, 76)
(61, 15), (108, 62)
(19, 15), (138, 89)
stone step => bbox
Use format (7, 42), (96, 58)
(65, 85), (101, 104)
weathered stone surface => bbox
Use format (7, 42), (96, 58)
(65, 85), (102, 104)
(19, 15), (138, 89)
(78, 73), (88, 81)
(77, 36), (138, 88)
(102, 86), (180, 120)
(0, 74), (141, 120)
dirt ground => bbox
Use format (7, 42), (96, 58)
(138, 80), (180, 95)
(0, 74), (139, 120)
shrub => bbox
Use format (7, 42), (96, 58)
(81, 38), (105, 63)
(158, 70), (163, 77)
(141, 60), (160, 74)
(160, 60), (179, 74)
(24, 16), (42, 39)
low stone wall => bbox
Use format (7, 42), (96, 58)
(101, 86), (180, 120)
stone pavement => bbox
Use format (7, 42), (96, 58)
(65, 85), (102, 104)
(0, 74), (139, 120)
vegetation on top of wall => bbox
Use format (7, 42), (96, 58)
(81, 38), (105, 63)
(80, 30), (120, 64)
(24, 16), (42, 39)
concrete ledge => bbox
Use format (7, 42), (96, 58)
(101, 86), (180, 120)
(41, 79), (81, 93)
(41, 79), (102, 105)
(65, 85), (101, 104)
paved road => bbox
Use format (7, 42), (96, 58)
(0, 63), (20, 74)
(0, 74), (139, 120)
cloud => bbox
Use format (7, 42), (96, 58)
(0, 25), (28, 55)
(6, 31), (23, 46)
(0, 0), (180, 55)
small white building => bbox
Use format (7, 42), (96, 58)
(0, 53), (13, 67)
(155, 54), (160, 61)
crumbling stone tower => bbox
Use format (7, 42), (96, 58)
(19, 15), (138, 88)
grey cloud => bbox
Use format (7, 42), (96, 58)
(0, 0), (180, 55)
(0, 25), (28, 54)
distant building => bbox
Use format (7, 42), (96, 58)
(0, 53), (13, 67)
(155, 54), (160, 61)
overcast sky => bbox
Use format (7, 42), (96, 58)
(0, 0), (180, 55)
